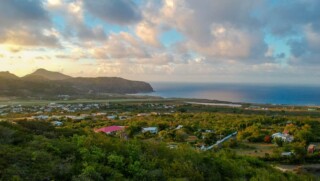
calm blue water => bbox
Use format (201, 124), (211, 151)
(143, 82), (320, 105)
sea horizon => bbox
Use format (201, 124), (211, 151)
(140, 82), (320, 106)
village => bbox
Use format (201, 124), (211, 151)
(1, 100), (320, 171)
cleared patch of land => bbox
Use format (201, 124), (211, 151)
(233, 143), (276, 157)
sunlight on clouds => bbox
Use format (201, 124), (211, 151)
(136, 22), (160, 47)
(165, 0), (175, 9)
(0, 0), (320, 83)
(68, 0), (83, 21)
(47, 0), (62, 6)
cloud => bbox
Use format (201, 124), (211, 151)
(262, 0), (320, 36)
(2, 0), (320, 83)
(287, 24), (320, 65)
(91, 32), (150, 60)
(46, 0), (107, 42)
(147, 0), (269, 63)
(136, 21), (161, 47)
(0, 0), (59, 47)
(84, 0), (142, 25)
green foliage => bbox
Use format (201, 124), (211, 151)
(274, 137), (284, 147)
(0, 115), (317, 180)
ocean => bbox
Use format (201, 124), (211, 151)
(141, 82), (320, 106)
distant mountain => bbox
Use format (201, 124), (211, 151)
(0, 69), (153, 97)
(0, 71), (19, 79)
(23, 69), (72, 80)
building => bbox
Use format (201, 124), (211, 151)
(142, 127), (158, 134)
(281, 152), (294, 157)
(272, 132), (294, 142)
(107, 115), (117, 120)
(307, 143), (320, 154)
(94, 126), (125, 134)
(52, 121), (63, 126)
(33, 115), (49, 120)
(175, 125), (183, 130)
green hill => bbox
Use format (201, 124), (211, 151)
(23, 69), (72, 80)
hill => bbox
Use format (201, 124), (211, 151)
(0, 71), (19, 79)
(0, 69), (153, 97)
(23, 69), (72, 80)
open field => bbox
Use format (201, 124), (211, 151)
(275, 164), (320, 176)
(233, 143), (276, 157)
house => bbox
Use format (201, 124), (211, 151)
(137, 113), (150, 117)
(272, 132), (294, 142)
(66, 115), (85, 121)
(142, 127), (158, 134)
(92, 113), (107, 116)
(33, 115), (49, 120)
(307, 143), (320, 154)
(205, 129), (214, 133)
(281, 152), (294, 157)
(167, 143), (178, 149)
(107, 115), (117, 120)
(52, 121), (63, 126)
(94, 126), (125, 134)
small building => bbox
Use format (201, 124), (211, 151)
(92, 113), (107, 116)
(308, 144), (316, 154)
(281, 152), (294, 157)
(94, 126), (125, 134)
(175, 125), (183, 130)
(33, 115), (49, 120)
(107, 115), (117, 120)
(205, 129), (214, 133)
(142, 127), (158, 134)
(137, 113), (150, 117)
(52, 121), (63, 126)
(66, 115), (85, 121)
(272, 132), (294, 142)
(307, 143), (320, 154)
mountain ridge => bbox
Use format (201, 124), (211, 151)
(23, 69), (72, 80)
(0, 69), (154, 97)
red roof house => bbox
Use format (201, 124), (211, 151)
(94, 126), (125, 134)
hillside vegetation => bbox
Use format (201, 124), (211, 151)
(0, 120), (314, 181)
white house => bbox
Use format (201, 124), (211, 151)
(281, 152), (294, 157)
(107, 115), (117, 120)
(272, 132), (294, 142)
(52, 121), (63, 126)
(176, 125), (183, 130)
(142, 127), (158, 134)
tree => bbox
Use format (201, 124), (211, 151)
(274, 137), (284, 147)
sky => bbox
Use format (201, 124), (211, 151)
(0, 0), (320, 84)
